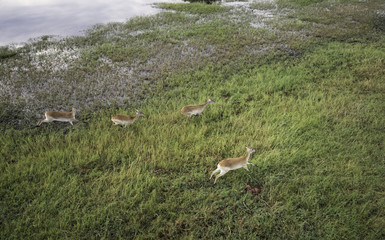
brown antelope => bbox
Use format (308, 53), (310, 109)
(210, 146), (256, 184)
(111, 109), (144, 127)
(37, 107), (78, 126)
(180, 98), (214, 118)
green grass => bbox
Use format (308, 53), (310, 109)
(1, 0), (385, 239)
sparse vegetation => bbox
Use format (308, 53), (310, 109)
(1, 0), (384, 239)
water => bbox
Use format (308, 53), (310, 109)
(0, 0), (182, 46)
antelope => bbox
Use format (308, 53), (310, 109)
(180, 98), (215, 118)
(37, 107), (78, 126)
(111, 109), (144, 127)
(210, 146), (256, 184)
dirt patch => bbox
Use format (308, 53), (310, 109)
(245, 184), (261, 196)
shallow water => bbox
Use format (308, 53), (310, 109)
(0, 0), (181, 46)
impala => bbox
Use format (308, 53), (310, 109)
(111, 109), (144, 127)
(180, 98), (214, 118)
(37, 107), (78, 126)
(210, 146), (256, 184)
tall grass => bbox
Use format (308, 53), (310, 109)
(1, 0), (385, 239)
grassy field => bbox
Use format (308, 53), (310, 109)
(1, 0), (385, 239)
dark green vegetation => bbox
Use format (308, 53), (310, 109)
(184, 0), (220, 4)
(1, 0), (385, 239)
(0, 46), (18, 60)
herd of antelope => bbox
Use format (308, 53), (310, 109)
(37, 98), (256, 184)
